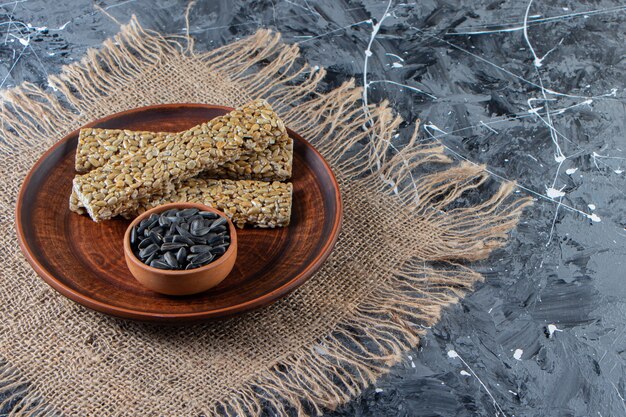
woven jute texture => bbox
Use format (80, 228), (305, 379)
(0, 18), (531, 416)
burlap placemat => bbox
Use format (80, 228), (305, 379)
(0, 17), (530, 416)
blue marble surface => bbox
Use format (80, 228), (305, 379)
(1, 1), (625, 415)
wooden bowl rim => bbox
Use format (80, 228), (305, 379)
(15, 103), (343, 321)
(123, 202), (238, 276)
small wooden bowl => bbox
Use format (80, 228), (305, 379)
(123, 202), (238, 296)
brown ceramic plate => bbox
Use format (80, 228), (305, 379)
(16, 104), (342, 322)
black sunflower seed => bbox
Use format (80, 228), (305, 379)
(210, 245), (228, 255)
(173, 235), (194, 245)
(144, 215), (159, 230)
(206, 234), (223, 245)
(190, 251), (213, 265)
(148, 231), (163, 245)
(190, 245), (212, 254)
(211, 225), (227, 234)
(190, 219), (204, 232)
(139, 243), (159, 259)
(191, 227), (211, 237)
(209, 217), (227, 229)
(162, 209), (178, 217)
(144, 251), (158, 266)
(194, 260), (211, 268)
(177, 208), (198, 217)
(175, 225), (192, 238)
(138, 217), (151, 229)
(188, 214), (204, 223)
(130, 226), (138, 246)
(138, 237), (152, 249)
(150, 259), (171, 269)
(199, 211), (219, 219)
(161, 242), (187, 251)
(189, 236), (207, 245)
(137, 216), (154, 234)
(164, 251), (179, 268)
(176, 247), (187, 264)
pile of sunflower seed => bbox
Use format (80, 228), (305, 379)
(130, 208), (230, 270)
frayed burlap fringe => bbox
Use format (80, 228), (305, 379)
(0, 16), (531, 416)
